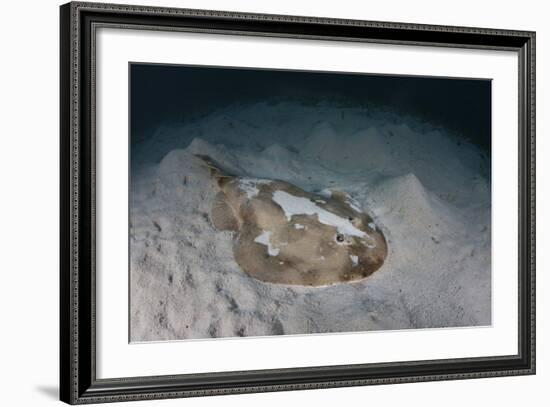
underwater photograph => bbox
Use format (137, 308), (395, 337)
(129, 63), (491, 342)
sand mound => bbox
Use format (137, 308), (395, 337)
(302, 122), (392, 172)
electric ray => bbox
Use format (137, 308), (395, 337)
(197, 155), (387, 286)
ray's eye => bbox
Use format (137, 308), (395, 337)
(348, 217), (353, 221)
(336, 233), (345, 243)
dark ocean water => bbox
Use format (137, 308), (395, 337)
(130, 63), (491, 155)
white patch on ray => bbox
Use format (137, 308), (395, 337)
(254, 230), (280, 256)
(272, 190), (369, 238)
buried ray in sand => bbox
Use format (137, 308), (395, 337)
(129, 64), (492, 341)
(197, 155), (388, 286)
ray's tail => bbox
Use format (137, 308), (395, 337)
(194, 154), (235, 187)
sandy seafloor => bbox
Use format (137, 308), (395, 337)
(129, 99), (491, 342)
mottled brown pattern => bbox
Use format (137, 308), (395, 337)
(199, 155), (387, 286)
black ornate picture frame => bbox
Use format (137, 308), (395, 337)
(60, 2), (535, 404)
